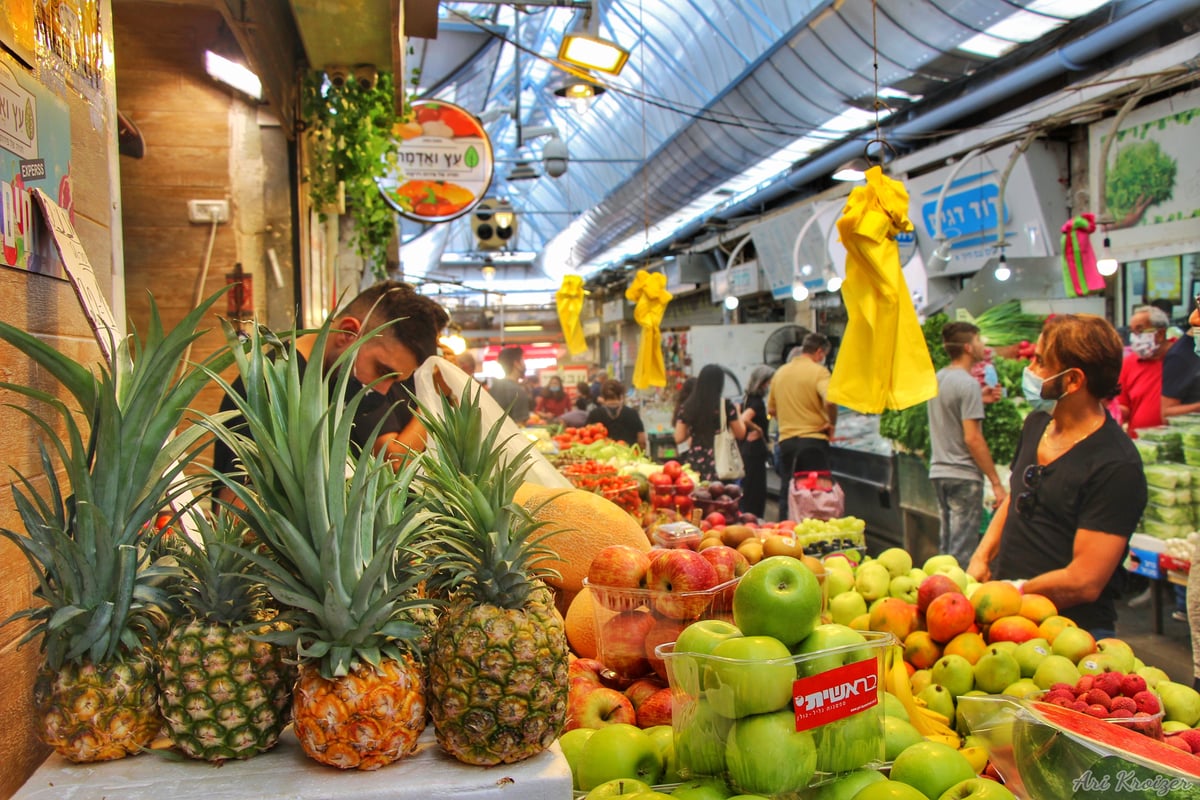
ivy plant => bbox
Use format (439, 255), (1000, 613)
(301, 71), (401, 278)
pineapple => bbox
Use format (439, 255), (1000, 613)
(156, 508), (295, 762)
(417, 381), (569, 765)
(0, 291), (235, 762)
(203, 318), (439, 770)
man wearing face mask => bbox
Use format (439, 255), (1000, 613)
(968, 315), (1146, 639)
(586, 379), (647, 450)
(1116, 305), (1171, 434)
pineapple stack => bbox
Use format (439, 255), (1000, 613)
(417, 381), (569, 765)
(204, 319), (440, 770)
(156, 508), (295, 762)
(0, 292), (234, 762)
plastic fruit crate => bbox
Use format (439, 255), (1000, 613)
(582, 576), (739, 684)
(655, 631), (893, 798)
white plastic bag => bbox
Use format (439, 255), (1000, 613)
(412, 356), (571, 489)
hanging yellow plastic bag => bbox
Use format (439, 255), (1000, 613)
(556, 274), (588, 355)
(624, 269), (672, 389)
(827, 166), (936, 414)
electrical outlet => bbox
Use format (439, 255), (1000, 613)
(187, 199), (230, 223)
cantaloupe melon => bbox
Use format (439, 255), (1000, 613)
(565, 586), (598, 659)
(515, 483), (651, 596)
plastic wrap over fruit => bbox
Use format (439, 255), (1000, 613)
(959, 695), (1200, 800)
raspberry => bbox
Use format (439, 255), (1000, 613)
(1133, 691), (1161, 715)
(1111, 696), (1138, 713)
(1084, 689), (1113, 709)
(1121, 674), (1148, 697)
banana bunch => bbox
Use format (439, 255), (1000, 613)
(885, 645), (960, 746)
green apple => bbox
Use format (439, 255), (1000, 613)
(829, 590), (868, 626)
(824, 555), (855, 573)
(1050, 626), (1095, 663)
(1136, 665), (1171, 690)
(559, 727), (596, 789)
(1012, 638), (1051, 678)
(890, 740), (976, 800)
(677, 619), (745, 656)
(583, 778), (652, 799)
(855, 562), (892, 602)
(625, 793), (673, 800)
(972, 649), (1020, 694)
(725, 708), (818, 796)
(923, 554), (960, 573)
(918, 683), (956, 723)
(908, 567), (928, 583)
(889, 575), (919, 604)
(577, 723), (664, 791)
(877, 547), (913, 578)
(815, 705), (884, 773)
(1032, 654), (1081, 690)
(668, 778), (734, 800)
(707, 635), (796, 718)
(674, 697), (732, 778)
(882, 691), (911, 721)
(1001, 678), (1043, 699)
(841, 549), (862, 564)
(1095, 637), (1136, 673)
(732, 556), (822, 647)
(937, 777), (1018, 800)
(851, 779), (929, 800)
(807, 768), (886, 800)
(643, 725), (680, 784)
(1076, 652), (1123, 676)
(793, 623), (869, 677)
(883, 714), (925, 761)
(825, 567), (856, 598)
(940, 566), (969, 591)
(1158, 682), (1200, 726)
(1133, 657), (1145, 671)
(932, 654), (975, 697)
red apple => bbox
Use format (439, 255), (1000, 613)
(569, 657), (612, 689)
(588, 545), (653, 603)
(624, 676), (667, 710)
(643, 615), (689, 682)
(635, 687), (674, 728)
(648, 472), (673, 488)
(566, 684), (637, 731)
(598, 609), (658, 679)
(662, 460), (683, 480)
(644, 549), (720, 620)
(699, 544), (750, 584)
(704, 512), (727, 528)
(917, 574), (963, 614)
(673, 475), (694, 494)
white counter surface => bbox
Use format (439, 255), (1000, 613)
(14, 728), (572, 800)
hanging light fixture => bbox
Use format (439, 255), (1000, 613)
(558, 0), (630, 75)
(1096, 229), (1119, 276)
(792, 284), (810, 302)
(994, 252), (1012, 282)
(826, 272), (844, 292)
(554, 71), (606, 113)
(832, 158), (870, 182)
(723, 295), (739, 310)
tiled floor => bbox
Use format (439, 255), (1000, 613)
(1116, 580), (1194, 685)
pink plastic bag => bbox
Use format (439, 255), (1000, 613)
(788, 470), (846, 521)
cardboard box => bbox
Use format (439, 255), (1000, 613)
(1126, 533), (1165, 579)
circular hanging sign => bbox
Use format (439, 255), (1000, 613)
(378, 100), (494, 223)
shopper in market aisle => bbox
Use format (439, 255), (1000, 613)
(586, 378), (648, 450)
(675, 364), (747, 481)
(739, 365), (776, 519)
(1160, 313), (1200, 419)
(536, 374), (572, 420)
(671, 376), (698, 454)
(489, 345), (531, 424)
(767, 333), (838, 481)
(967, 314), (1147, 639)
(928, 322), (1007, 569)
(212, 280), (450, 483)
(1117, 305), (1172, 434)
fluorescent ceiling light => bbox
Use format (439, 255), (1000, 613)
(204, 51), (261, 100)
(504, 324), (544, 332)
(559, 33), (629, 75)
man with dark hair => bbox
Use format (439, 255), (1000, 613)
(767, 331), (837, 479)
(928, 321), (1006, 567)
(586, 379), (647, 450)
(490, 345), (531, 424)
(213, 280), (450, 483)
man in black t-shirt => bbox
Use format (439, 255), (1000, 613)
(1162, 332), (1200, 418)
(586, 379), (647, 450)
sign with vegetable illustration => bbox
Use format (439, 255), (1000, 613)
(1090, 88), (1199, 253)
(378, 100), (493, 223)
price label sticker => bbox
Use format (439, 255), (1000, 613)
(792, 657), (879, 732)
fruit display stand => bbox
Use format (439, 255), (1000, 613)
(13, 729), (572, 800)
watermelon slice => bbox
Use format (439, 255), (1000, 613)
(1015, 700), (1200, 799)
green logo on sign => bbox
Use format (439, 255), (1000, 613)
(25, 99), (34, 141)
(465, 146), (479, 169)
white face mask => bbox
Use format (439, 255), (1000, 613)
(1130, 331), (1159, 359)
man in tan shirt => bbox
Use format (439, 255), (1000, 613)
(767, 332), (838, 480)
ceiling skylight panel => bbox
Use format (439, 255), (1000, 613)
(1025, 0), (1112, 18)
(984, 10), (1067, 43)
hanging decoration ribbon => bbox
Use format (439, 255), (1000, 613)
(624, 269), (672, 389)
(1060, 213), (1106, 298)
(555, 274), (588, 355)
(827, 166), (937, 414)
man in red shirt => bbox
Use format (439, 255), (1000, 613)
(1117, 305), (1170, 435)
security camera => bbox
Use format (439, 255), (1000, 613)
(543, 137), (569, 178)
(353, 64), (378, 91)
(325, 65), (350, 88)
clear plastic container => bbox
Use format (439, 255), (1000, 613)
(655, 631), (894, 798)
(651, 521), (703, 549)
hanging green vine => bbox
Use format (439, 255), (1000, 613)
(301, 71), (400, 277)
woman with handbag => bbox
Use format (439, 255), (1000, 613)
(674, 364), (747, 482)
(739, 365), (776, 518)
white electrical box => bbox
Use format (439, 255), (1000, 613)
(187, 199), (230, 223)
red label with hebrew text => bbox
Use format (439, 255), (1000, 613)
(792, 657), (878, 732)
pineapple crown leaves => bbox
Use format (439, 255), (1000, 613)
(199, 318), (443, 680)
(0, 289), (236, 669)
(414, 380), (563, 608)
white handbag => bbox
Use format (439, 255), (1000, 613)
(713, 398), (745, 481)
